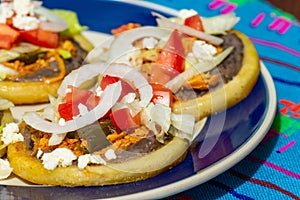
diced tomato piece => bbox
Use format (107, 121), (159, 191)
(156, 30), (185, 73)
(0, 24), (20, 49)
(65, 86), (94, 104)
(150, 83), (173, 107)
(109, 108), (140, 131)
(85, 94), (100, 111)
(100, 75), (135, 101)
(58, 85), (100, 120)
(111, 23), (141, 35)
(20, 28), (59, 48)
(119, 81), (135, 99)
(148, 64), (179, 85)
(58, 102), (80, 121)
(184, 14), (205, 32)
(100, 75), (120, 90)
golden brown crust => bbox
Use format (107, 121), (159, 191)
(0, 110), (14, 157)
(0, 81), (61, 105)
(172, 30), (260, 120)
(7, 136), (188, 186)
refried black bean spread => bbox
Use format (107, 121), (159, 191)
(216, 33), (244, 83)
(13, 40), (88, 82)
(176, 33), (244, 100)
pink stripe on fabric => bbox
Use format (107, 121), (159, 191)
(277, 140), (296, 153)
(251, 12), (266, 27)
(247, 156), (300, 180)
(250, 37), (300, 57)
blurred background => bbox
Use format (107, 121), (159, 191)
(267, 0), (300, 20)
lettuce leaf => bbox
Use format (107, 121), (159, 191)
(52, 9), (88, 35)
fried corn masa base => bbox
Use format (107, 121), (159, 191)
(172, 30), (260, 121)
(7, 136), (188, 187)
(0, 34), (94, 105)
(0, 109), (13, 157)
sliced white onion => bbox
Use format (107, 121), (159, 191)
(120, 92), (136, 104)
(35, 7), (69, 32)
(171, 113), (195, 134)
(0, 159), (13, 180)
(0, 50), (19, 64)
(0, 64), (18, 77)
(140, 103), (155, 129)
(41, 105), (56, 122)
(154, 15), (223, 45)
(108, 26), (171, 62)
(23, 81), (122, 134)
(0, 42), (41, 63)
(85, 36), (114, 63)
(111, 102), (129, 113)
(111, 93), (141, 117)
(0, 98), (14, 111)
(202, 13), (240, 35)
(168, 113), (196, 142)
(58, 62), (153, 108)
(150, 104), (171, 133)
(48, 133), (67, 146)
(57, 62), (110, 96)
(165, 46), (234, 93)
(11, 42), (40, 54)
(165, 60), (214, 93)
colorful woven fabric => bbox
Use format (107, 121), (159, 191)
(146, 0), (300, 199)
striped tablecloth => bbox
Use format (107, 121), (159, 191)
(146, 0), (300, 199)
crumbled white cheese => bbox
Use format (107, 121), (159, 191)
(78, 154), (106, 170)
(192, 40), (217, 61)
(12, 15), (39, 30)
(0, 2), (13, 23)
(77, 155), (89, 170)
(13, 0), (35, 16)
(104, 148), (117, 160)
(95, 86), (104, 97)
(1, 122), (24, 145)
(142, 37), (158, 49)
(41, 148), (77, 170)
(0, 158), (13, 179)
(178, 9), (198, 20)
(36, 148), (43, 159)
(0, 0), (41, 30)
(65, 87), (72, 94)
(58, 118), (66, 126)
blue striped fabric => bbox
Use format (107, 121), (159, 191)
(146, 0), (300, 199)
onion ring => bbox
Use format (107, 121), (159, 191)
(58, 62), (153, 107)
(107, 26), (171, 62)
(35, 7), (69, 32)
(152, 12), (223, 45)
(23, 81), (122, 134)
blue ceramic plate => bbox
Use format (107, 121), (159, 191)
(0, 0), (277, 199)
